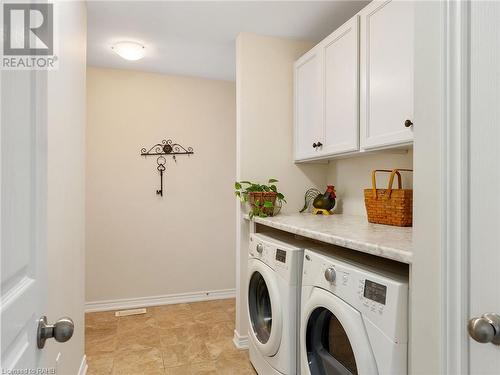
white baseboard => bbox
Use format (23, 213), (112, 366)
(77, 355), (88, 375)
(85, 288), (236, 313)
(233, 329), (249, 350)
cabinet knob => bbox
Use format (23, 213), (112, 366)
(317, 142), (323, 147)
(312, 143), (317, 148)
(404, 120), (413, 128)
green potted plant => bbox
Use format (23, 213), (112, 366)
(235, 179), (286, 219)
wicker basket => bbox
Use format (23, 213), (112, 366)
(248, 192), (278, 216)
(364, 169), (413, 227)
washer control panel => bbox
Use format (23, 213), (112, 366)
(249, 233), (304, 285)
(358, 279), (386, 315)
(275, 249), (287, 263)
(302, 249), (408, 343)
(248, 236), (272, 263)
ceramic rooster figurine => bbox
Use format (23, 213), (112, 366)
(300, 185), (336, 215)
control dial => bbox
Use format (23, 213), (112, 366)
(324, 267), (336, 283)
(256, 243), (264, 254)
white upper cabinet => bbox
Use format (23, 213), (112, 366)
(294, 16), (359, 162)
(294, 49), (323, 161)
(322, 16), (360, 156)
(293, 1), (414, 161)
(359, 0), (414, 150)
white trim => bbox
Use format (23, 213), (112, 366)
(232, 329), (249, 350)
(85, 289), (236, 313)
(77, 355), (88, 375)
(441, 0), (470, 374)
(235, 33), (244, 345)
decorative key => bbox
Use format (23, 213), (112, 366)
(140, 139), (194, 197)
(156, 156), (166, 196)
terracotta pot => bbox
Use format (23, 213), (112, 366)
(248, 192), (277, 216)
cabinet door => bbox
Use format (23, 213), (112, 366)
(322, 16), (359, 156)
(360, 0), (414, 150)
(294, 48), (323, 161)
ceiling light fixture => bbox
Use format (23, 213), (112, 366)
(111, 41), (145, 61)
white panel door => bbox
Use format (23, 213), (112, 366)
(322, 16), (359, 157)
(294, 49), (323, 161)
(469, 1), (500, 373)
(1, 70), (47, 369)
(360, 0), (414, 150)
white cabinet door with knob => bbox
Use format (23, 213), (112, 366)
(294, 16), (359, 162)
(322, 16), (360, 157)
(359, 0), (414, 150)
(294, 48), (323, 161)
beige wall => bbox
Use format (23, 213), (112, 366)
(235, 33), (328, 338)
(236, 34), (327, 214)
(45, 1), (86, 373)
(327, 150), (413, 216)
(86, 67), (236, 303)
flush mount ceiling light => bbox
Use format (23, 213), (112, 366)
(111, 41), (145, 61)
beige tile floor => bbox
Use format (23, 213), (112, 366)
(85, 299), (257, 375)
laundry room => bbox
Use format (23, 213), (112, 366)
(5, 1), (497, 375)
(83, 1), (441, 374)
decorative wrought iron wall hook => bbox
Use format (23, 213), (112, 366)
(140, 139), (194, 196)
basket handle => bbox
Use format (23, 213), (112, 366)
(372, 168), (413, 199)
(384, 169), (413, 198)
(372, 170), (401, 199)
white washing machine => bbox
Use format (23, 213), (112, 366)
(247, 233), (304, 375)
(300, 248), (408, 375)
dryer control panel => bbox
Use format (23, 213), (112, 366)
(302, 249), (408, 343)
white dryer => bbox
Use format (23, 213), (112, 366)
(247, 233), (304, 375)
(300, 249), (408, 375)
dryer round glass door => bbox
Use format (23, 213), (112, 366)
(306, 307), (358, 375)
(248, 271), (272, 344)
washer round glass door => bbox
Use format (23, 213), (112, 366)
(247, 258), (282, 357)
(248, 271), (272, 344)
(301, 287), (377, 375)
(306, 307), (358, 374)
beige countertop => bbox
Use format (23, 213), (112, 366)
(248, 213), (413, 264)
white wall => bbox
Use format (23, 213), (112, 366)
(327, 150), (413, 216)
(45, 1), (86, 373)
(411, 1), (444, 373)
(85, 67), (236, 304)
(235, 33), (328, 339)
